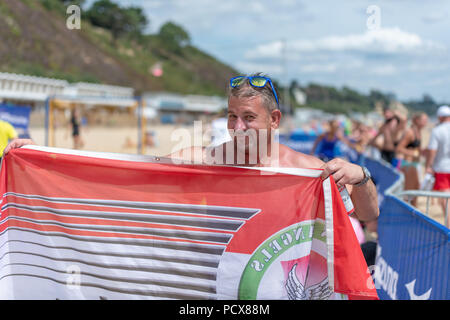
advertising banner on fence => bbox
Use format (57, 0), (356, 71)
(362, 156), (449, 300)
(0, 104), (31, 139)
(278, 133), (317, 155)
(375, 195), (449, 300)
(0, 146), (377, 300)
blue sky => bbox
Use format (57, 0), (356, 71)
(86, 0), (450, 102)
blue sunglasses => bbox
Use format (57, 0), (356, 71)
(230, 76), (279, 106)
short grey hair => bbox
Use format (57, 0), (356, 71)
(227, 72), (279, 113)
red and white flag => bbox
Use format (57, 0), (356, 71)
(0, 146), (378, 300)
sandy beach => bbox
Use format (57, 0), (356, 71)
(28, 124), (206, 156)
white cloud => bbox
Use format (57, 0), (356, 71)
(369, 64), (397, 76)
(422, 11), (448, 24)
(244, 41), (284, 59)
(248, 2), (266, 14)
(408, 62), (450, 72)
(299, 63), (337, 73)
(235, 61), (283, 75)
(112, 0), (450, 101)
(250, 27), (445, 58)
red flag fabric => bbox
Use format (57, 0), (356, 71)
(0, 146), (378, 300)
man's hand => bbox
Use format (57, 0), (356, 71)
(320, 157), (379, 222)
(425, 166), (434, 175)
(320, 157), (364, 187)
(4, 138), (35, 155)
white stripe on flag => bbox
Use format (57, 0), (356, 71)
(322, 178), (334, 293)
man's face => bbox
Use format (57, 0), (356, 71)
(227, 95), (278, 153)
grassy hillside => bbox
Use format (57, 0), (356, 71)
(0, 0), (238, 96)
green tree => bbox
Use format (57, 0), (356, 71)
(158, 22), (190, 54)
(86, 0), (148, 43)
(58, 0), (86, 6)
(86, 0), (122, 40)
(122, 6), (148, 42)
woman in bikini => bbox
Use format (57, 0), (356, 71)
(396, 112), (428, 206)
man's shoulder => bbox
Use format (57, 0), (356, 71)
(279, 144), (324, 169)
(437, 122), (450, 131)
(431, 123), (450, 137)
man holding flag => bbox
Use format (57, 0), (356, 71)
(5, 74), (378, 222)
(3, 74), (379, 300)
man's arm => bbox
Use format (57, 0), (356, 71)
(425, 129), (438, 174)
(346, 181), (379, 222)
(4, 138), (35, 155)
(320, 158), (379, 222)
(425, 149), (437, 174)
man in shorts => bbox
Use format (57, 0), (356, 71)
(425, 105), (450, 225)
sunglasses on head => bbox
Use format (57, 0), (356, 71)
(230, 76), (279, 106)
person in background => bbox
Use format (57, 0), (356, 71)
(0, 119), (18, 158)
(395, 112), (428, 207)
(425, 105), (450, 226)
(309, 118), (368, 242)
(347, 121), (372, 154)
(369, 107), (406, 166)
(70, 107), (84, 150)
(310, 119), (344, 161)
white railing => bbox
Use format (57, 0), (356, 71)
(66, 82), (134, 98)
(0, 72), (67, 101)
(395, 190), (450, 228)
(377, 157), (449, 228)
(143, 92), (226, 113)
(0, 72), (134, 102)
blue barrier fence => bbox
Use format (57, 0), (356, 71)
(281, 133), (450, 300)
(375, 194), (449, 300)
(0, 104), (31, 139)
(279, 133), (317, 155)
(365, 157), (449, 300)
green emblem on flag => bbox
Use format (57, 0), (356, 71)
(238, 220), (326, 299)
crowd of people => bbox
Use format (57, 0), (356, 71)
(302, 104), (449, 267)
(307, 105), (450, 227)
